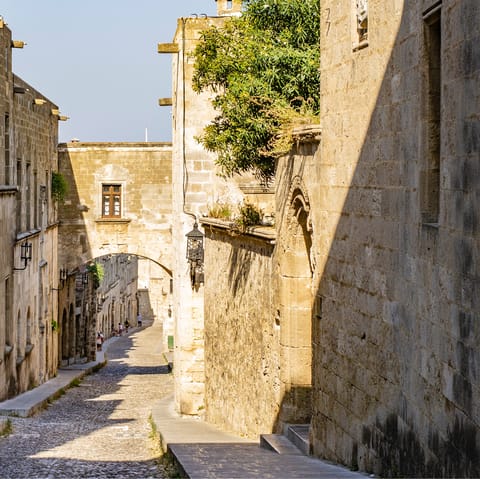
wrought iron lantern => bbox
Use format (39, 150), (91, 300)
(52, 267), (68, 291)
(60, 268), (68, 283)
(185, 222), (204, 288)
(14, 242), (32, 271)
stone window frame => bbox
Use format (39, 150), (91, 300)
(101, 183), (123, 219)
(4, 113), (10, 185)
(420, 2), (442, 227)
(352, 0), (369, 52)
(96, 180), (130, 223)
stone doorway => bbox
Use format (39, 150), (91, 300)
(278, 183), (314, 427)
(60, 308), (68, 365)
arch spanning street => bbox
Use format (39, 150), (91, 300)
(55, 142), (174, 367)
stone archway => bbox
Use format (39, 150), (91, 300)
(68, 304), (75, 362)
(60, 308), (68, 364)
(278, 179), (314, 425)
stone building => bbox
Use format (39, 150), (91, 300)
(199, 0), (479, 477)
(311, 1), (480, 475)
(200, 128), (320, 439)
(201, 218), (279, 436)
(0, 19), (60, 399)
(93, 253), (138, 341)
(159, 0), (276, 416)
(57, 142), (173, 352)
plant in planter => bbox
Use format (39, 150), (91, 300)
(207, 200), (235, 221)
(233, 201), (263, 232)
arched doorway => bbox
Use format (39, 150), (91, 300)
(61, 308), (68, 365)
(68, 304), (75, 362)
(278, 180), (314, 425)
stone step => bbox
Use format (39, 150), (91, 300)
(284, 424), (310, 456)
(260, 434), (305, 455)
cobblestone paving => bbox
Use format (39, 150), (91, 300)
(0, 323), (173, 479)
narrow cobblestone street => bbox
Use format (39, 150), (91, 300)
(0, 321), (173, 479)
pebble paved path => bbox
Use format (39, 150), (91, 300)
(0, 322), (173, 479)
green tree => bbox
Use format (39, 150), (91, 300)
(192, 0), (320, 181)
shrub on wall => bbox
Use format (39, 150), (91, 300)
(192, 0), (320, 181)
(51, 171), (68, 203)
(87, 262), (104, 289)
(234, 201), (263, 232)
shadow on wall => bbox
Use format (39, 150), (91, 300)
(308, 2), (480, 477)
(137, 289), (154, 321)
(227, 241), (273, 296)
(57, 148), (94, 270)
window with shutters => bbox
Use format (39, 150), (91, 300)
(102, 184), (122, 218)
(4, 114), (10, 184)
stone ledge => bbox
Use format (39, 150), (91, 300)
(94, 218), (132, 224)
(58, 142), (172, 152)
(292, 124), (322, 143)
(200, 217), (276, 243)
(16, 228), (41, 242)
(0, 186), (18, 195)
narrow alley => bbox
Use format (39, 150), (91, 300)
(0, 321), (173, 479)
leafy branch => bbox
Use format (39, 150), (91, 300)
(192, 0), (320, 181)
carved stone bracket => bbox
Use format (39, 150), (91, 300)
(292, 125), (322, 144)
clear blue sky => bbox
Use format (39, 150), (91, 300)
(1, 0), (217, 143)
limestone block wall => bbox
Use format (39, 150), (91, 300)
(58, 143), (172, 268)
(57, 143), (173, 345)
(11, 74), (59, 395)
(274, 133), (321, 428)
(311, 0), (480, 476)
(0, 22), (16, 400)
(202, 219), (279, 438)
(170, 15), (250, 415)
(0, 18), (59, 399)
(0, 189), (16, 399)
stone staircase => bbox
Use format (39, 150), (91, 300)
(260, 424), (310, 456)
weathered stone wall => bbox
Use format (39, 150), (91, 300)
(170, 13), (259, 415)
(57, 142), (173, 347)
(0, 187), (16, 399)
(310, 0), (480, 476)
(202, 220), (279, 438)
(0, 22), (16, 400)
(58, 143), (172, 270)
(94, 253), (138, 341)
(0, 20), (59, 399)
(274, 132), (321, 428)
(11, 74), (59, 395)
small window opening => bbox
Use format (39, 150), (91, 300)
(421, 10), (441, 224)
(102, 184), (122, 218)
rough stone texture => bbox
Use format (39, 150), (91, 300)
(202, 221), (279, 438)
(216, 0), (243, 17)
(0, 322), (173, 479)
(308, 0), (480, 476)
(274, 139), (321, 429)
(94, 253), (139, 342)
(169, 10), (266, 416)
(0, 21), (60, 401)
(57, 143), (173, 349)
